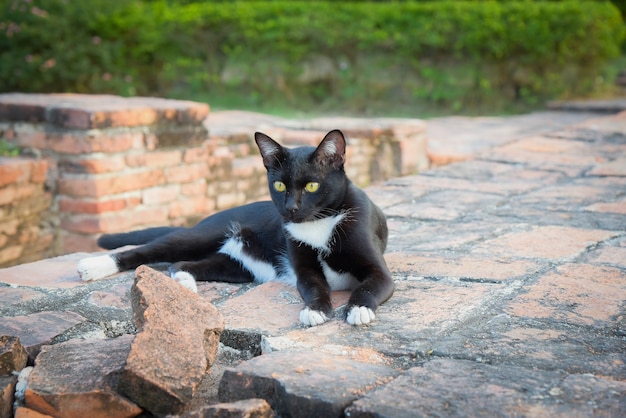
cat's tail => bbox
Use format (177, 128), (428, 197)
(97, 226), (184, 250)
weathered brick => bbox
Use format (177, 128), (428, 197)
(385, 252), (543, 282)
(472, 225), (617, 260)
(180, 179), (206, 197)
(119, 266), (223, 416)
(0, 159), (28, 187)
(58, 169), (165, 197)
(25, 335), (142, 418)
(58, 156), (126, 174)
(506, 263), (626, 326)
(58, 197), (126, 214)
(29, 160), (48, 183)
(59, 232), (101, 254)
(166, 163), (209, 183)
(168, 197), (210, 219)
(60, 206), (169, 234)
(346, 359), (626, 418)
(143, 150), (182, 167)
(218, 350), (398, 418)
(0, 335), (28, 375)
(142, 185), (180, 205)
(0, 311), (86, 361)
(183, 146), (208, 163)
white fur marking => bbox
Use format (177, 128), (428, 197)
(284, 213), (346, 252)
(171, 271), (198, 293)
(300, 307), (328, 326)
(218, 236), (278, 284)
(77, 255), (119, 281)
(346, 306), (376, 325)
(320, 259), (359, 291)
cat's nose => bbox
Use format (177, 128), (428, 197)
(285, 198), (299, 215)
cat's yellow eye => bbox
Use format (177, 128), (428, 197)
(305, 182), (320, 193)
(273, 181), (286, 192)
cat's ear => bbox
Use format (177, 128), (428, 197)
(314, 129), (346, 170)
(255, 132), (285, 168)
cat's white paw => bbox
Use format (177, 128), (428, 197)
(300, 307), (328, 326)
(77, 255), (119, 281)
(171, 271), (198, 293)
(346, 306), (376, 325)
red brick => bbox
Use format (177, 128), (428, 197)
(142, 185), (179, 205)
(183, 146), (208, 163)
(60, 206), (169, 234)
(143, 150), (182, 167)
(165, 163), (208, 183)
(168, 196), (210, 219)
(472, 225), (617, 260)
(58, 169), (165, 197)
(12, 129), (47, 150)
(45, 131), (144, 154)
(506, 263), (626, 326)
(0, 158), (29, 187)
(385, 253), (542, 282)
(30, 160), (49, 183)
(89, 132), (144, 153)
(180, 179), (206, 197)
(124, 153), (145, 167)
(58, 197), (127, 214)
(0, 185), (17, 205)
(60, 156), (126, 174)
(585, 198), (626, 215)
(60, 232), (100, 254)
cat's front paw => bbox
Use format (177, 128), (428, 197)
(346, 306), (376, 325)
(77, 255), (119, 281)
(171, 271), (199, 293)
(300, 307), (328, 327)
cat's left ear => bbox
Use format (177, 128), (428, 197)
(314, 129), (346, 170)
(255, 132), (285, 168)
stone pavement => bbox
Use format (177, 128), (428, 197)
(0, 107), (625, 417)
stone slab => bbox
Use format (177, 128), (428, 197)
(25, 335), (141, 418)
(345, 359), (626, 417)
(119, 266), (224, 416)
(219, 350), (398, 418)
(0, 311), (86, 360)
(0, 253), (92, 289)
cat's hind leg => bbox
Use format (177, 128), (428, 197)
(169, 254), (255, 292)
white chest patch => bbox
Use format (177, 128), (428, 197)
(320, 259), (360, 291)
(284, 213), (346, 253)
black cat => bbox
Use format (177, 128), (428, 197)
(78, 130), (394, 326)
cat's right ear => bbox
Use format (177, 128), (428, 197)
(255, 132), (284, 168)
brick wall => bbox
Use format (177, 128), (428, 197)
(0, 157), (53, 266)
(0, 94), (427, 267)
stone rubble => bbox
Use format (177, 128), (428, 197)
(119, 266), (224, 416)
(0, 103), (625, 417)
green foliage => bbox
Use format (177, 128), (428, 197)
(0, 138), (20, 157)
(1, 0), (624, 114)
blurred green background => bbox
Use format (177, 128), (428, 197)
(1, 0), (624, 117)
